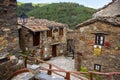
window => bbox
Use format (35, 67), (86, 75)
(95, 35), (105, 46)
(94, 64), (101, 72)
(59, 28), (63, 36)
(33, 32), (40, 46)
(47, 28), (52, 37)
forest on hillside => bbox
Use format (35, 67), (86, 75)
(17, 2), (96, 29)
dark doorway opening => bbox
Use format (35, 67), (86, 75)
(52, 45), (57, 57)
(33, 32), (40, 46)
(67, 39), (75, 59)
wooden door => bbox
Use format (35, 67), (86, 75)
(52, 45), (57, 57)
(33, 32), (40, 46)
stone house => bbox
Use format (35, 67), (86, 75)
(75, 0), (120, 73)
(75, 16), (120, 72)
(18, 18), (68, 59)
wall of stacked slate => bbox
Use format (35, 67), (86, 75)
(0, 58), (25, 80)
(0, 0), (25, 80)
(0, 0), (19, 55)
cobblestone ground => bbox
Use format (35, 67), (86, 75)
(40, 56), (88, 80)
(47, 56), (75, 70)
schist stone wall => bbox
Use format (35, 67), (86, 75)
(75, 21), (120, 79)
(0, 0), (25, 80)
(0, 0), (19, 56)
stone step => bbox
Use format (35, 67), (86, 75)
(35, 72), (65, 80)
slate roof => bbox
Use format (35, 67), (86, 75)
(18, 18), (68, 32)
(76, 0), (120, 29)
(93, 0), (120, 17)
(76, 16), (120, 29)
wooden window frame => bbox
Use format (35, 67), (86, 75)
(59, 28), (63, 36)
(47, 28), (52, 37)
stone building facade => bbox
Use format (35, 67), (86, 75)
(18, 19), (68, 60)
(66, 29), (78, 59)
(0, 0), (19, 56)
(75, 0), (120, 75)
(75, 17), (120, 72)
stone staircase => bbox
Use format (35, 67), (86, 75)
(27, 64), (65, 80)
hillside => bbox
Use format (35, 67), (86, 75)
(17, 2), (48, 17)
(17, 2), (96, 29)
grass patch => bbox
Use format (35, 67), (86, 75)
(80, 66), (90, 78)
(80, 66), (105, 80)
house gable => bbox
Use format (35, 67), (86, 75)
(76, 17), (120, 29)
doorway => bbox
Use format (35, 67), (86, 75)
(52, 45), (57, 57)
(67, 39), (75, 59)
(33, 32), (40, 46)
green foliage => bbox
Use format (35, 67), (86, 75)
(80, 66), (105, 80)
(81, 66), (88, 72)
(80, 66), (90, 78)
(17, 2), (23, 6)
(17, 2), (96, 29)
(22, 51), (31, 56)
(17, 2), (44, 17)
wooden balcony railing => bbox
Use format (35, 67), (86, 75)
(35, 58), (120, 80)
(36, 58), (87, 80)
(8, 54), (120, 80)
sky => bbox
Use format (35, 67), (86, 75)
(17, 0), (112, 9)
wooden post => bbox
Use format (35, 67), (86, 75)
(65, 72), (70, 80)
(89, 73), (93, 80)
(48, 64), (52, 75)
(24, 56), (28, 68)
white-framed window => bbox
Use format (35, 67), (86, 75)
(95, 35), (105, 46)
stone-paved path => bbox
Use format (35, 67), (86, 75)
(40, 56), (88, 80)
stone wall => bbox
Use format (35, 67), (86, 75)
(75, 21), (120, 73)
(46, 27), (67, 57)
(0, 0), (25, 79)
(0, 57), (25, 80)
(0, 0), (19, 56)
